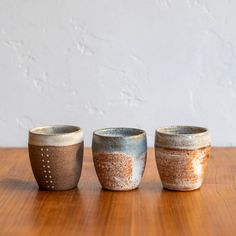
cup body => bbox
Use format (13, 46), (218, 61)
(28, 125), (84, 191)
(92, 128), (147, 191)
(155, 126), (211, 191)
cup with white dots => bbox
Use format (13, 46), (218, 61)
(28, 125), (84, 191)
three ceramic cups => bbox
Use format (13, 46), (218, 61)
(28, 125), (211, 191)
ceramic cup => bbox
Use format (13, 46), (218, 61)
(92, 128), (147, 191)
(155, 126), (211, 191)
(28, 125), (84, 191)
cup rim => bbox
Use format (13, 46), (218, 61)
(93, 127), (146, 139)
(156, 125), (209, 136)
(28, 125), (83, 146)
(29, 125), (82, 136)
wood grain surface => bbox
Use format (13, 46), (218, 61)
(0, 148), (236, 236)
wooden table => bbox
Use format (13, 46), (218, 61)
(0, 148), (236, 236)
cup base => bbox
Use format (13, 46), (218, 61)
(162, 184), (201, 192)
(101, 186), (139, 192)
(38, 185), (78, 191)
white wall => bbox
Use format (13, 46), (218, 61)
(0, 0), (236, 147)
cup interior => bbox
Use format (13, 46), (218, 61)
(30, 125), (81, 136)
(94, 128), (145, 138)
(157, 126), (208, 136)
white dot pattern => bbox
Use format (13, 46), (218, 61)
(40, 147), (55, 189)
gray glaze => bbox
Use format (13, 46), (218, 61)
(92, 128), (147, 191)
(93, 128), (147, 157)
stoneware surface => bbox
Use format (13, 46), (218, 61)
(155, 126), (211, 191)
(28, 125), (84, 191)
(92, 128), (147, 191)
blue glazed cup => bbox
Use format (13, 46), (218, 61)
(92, 128), (147, 191)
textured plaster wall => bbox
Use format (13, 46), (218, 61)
(0, 0), (236, 146)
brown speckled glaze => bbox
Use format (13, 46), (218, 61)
(92, 128), (147, 191)
(93, 152), (146, 191)
(155, 126), (211, 191)
(28, 125), (84, 191)
(155, 146), (210, 191)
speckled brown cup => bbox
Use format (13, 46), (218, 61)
(92, 128), (147, 191)
(28, 125), (84, 191)
(155, 126), (211, 191)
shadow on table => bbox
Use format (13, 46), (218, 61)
(0, 178), (37, 191)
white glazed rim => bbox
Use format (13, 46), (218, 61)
(156, 126), (209, 136)
(155, 125), (211, 150)
(29, 125), (83, 146)
(29, 125), (81, 136)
